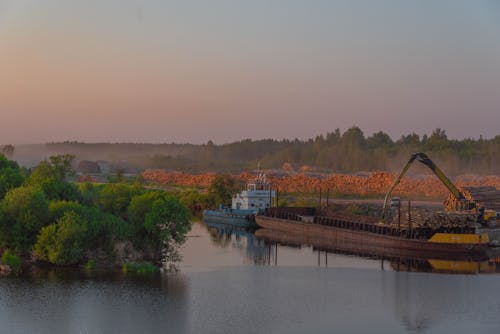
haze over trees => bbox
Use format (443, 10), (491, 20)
(7, 127), (500, 176)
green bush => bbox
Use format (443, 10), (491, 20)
(1, 250), (21, 272)
(85, 260), (95, 270)
(0, 156), (24, 200)
(78, 182), (99, 206)
(145, 195), (191, 250)
(49, 200), (84, 221)
(122, 262), (159, 274)
(34, 211), (86, 265)
(97, 184), (142, 218)
(179, 190), (209, 216)
(1, 185), (50, 252)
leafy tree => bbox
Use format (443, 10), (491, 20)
(37, 178), (81, 202)
(78, 182), (99, 206)
(1, 186), (50, 252)
(127, 191), (163, 226)
(425, 128), (449, 151)
(97, 184), (142, 218)
(67, 205), (131, 251)
(48, 200), (85, 221)
(1, 250), (21, 272)
(144, 196), (190, 256)
(27, 156), (80, 201)
(367, 131), (393, 149)
(0, 155), (24, 199)
(49, 154), (76, 180)
(34, 211), (86, 265)
(179, 190), (210, 215)
(342, 126), (365, 148)
(127, 191), (164, 246)
(207, 174), (240, 207)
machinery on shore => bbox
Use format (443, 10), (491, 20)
(383, 152), (499, 225)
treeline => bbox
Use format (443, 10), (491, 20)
(11, 127), (500, 175)
(0, 154), (190, 269)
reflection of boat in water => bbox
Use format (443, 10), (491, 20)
(203, 173), (275, 228)
(204, 220), (269, 265)
(256, 207), (492, 261)
(255, 228), (500, 274)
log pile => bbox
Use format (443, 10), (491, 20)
(141, 170), (217, 187)
(421, 212), (478, 229)
(443, 186), (500, 212)
(464, 186), (500, 211)
(390, 207), (477, 229)
(141, 169), (500, 201)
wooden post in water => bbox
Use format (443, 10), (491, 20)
(319, 188), (322, 209)
(408, 200), (413, 232)
(398, 203), (401, 228)
(326, 188), (330, 209)
(269, 186), (272, 209)
(275, 243), (278, 266)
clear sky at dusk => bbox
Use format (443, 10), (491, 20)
(1, 0), (499, 144)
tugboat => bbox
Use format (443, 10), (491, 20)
(203, 173), (275, 228)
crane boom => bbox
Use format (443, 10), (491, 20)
(382, 152), (466, 218)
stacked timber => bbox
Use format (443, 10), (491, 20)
(390, 207), (477, 230)
(390, 207), (431, 227)
(141, 170), (216, 187)
(421, 212), (478, 229)
(443, 186), (500, 212)
(142, 170), (500, 201)
(464, 186), (500, 212)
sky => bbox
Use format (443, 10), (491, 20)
(1, 0), (500, 144)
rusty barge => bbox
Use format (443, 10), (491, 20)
(256, 207), (491, 260)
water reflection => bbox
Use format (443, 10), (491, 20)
(205, 221), (269, 265)
(195, 220), (500, 275)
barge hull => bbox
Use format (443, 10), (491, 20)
(256, 215), (489, 260)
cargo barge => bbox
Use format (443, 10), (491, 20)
(256, 207), (491, 259)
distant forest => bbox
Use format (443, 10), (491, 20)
(9, 127), (500, 176)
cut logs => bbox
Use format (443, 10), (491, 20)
(443, 186), (500, 212)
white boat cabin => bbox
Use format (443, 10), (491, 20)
(232, 173), (275, 211)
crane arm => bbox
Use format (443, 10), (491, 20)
(382, 152), (464, 217)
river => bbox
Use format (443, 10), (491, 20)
(1, 221), (499, 333)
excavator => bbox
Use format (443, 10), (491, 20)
(382, 152), (497, 225)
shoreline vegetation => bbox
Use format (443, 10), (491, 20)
(0, 154), (193, 276)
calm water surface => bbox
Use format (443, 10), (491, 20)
(1, 221), (500, 334)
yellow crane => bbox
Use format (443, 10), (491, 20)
(382, 152), (497, 225)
